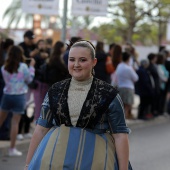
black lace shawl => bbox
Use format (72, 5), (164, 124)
(48, 78), (118, 129)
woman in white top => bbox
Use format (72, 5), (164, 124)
(116, 52), (138, 119)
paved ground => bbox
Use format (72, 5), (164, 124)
(0, 116), (169, 170)
(0, 151), (27, 170)
(129, 119), (170, 170)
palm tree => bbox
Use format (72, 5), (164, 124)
(3, 0), (33, 28)
(2, 0), (58, 29)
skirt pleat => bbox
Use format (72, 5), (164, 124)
(28, 125), (120, 170)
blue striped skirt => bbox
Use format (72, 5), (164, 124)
(28, 125), (131, 170)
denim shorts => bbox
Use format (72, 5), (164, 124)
(0, 94), (26, 114)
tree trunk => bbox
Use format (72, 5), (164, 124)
(127, 0), (135, 43)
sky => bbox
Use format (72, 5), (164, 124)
(0, 0), (13, 27)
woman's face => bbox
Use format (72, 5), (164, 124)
(68, 47), (97, 81)
(38, 41), (46, 50)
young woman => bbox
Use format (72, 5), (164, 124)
(0, 45), (35, 156)
(25, 41), (132, 170)
(40, 40), (69, 87)
(116, 52), (139, 119)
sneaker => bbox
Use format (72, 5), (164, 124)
(8, 148), (22, 156)
(17, 134), (24, 140)
(24, 133), (32, 139)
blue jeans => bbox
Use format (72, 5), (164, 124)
(0, 94), (26, 114)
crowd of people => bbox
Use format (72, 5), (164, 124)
(0, 29), (169, 169)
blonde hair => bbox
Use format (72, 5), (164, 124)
(71, 40), (96, 59)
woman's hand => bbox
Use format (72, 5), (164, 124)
(24, 164), (28, 170)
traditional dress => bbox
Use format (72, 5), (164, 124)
(28, 77), (132, 170)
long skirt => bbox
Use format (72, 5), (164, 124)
(28, 125), (132, 170)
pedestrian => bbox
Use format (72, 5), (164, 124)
(25, 40), (132, 170)
(17, 30), (37, 140)
(94, 41), (111, 83)
(156, 53), (169, 115)
(0, 38), (14, 140)
(33, 41), (69, 120)
(135, 59), (154, 120)
(111, 44), (122, 86)
(31, 39), (50, 121)
(19, 30), (37, 59)
(45, 38), (53, 55)
(0, 45), (35, 156)
(116, 52), (139, 119)
(39, 40), (69, 87)
(147, 53), (160, 116)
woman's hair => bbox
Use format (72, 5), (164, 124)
(4, 45), (24, 74)
(0, 38), (14, 66)
(140, 59), (149, 67)
(109, 43), (116, 51)
(147, 53), (156, 61)
(95, 41), (104, 52)
(36, 39), (45, 48)
(3, 38), (14, 50)
(48, 41), (65, 66)
(71, 40), (96, 59)
(0, 41), (4, 67)
(122, 52), (130, 62)
(112, 44), (122, 69)
(66, 36), (82, 50)
(157, 53), (164, 64)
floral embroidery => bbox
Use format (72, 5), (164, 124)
(48, 78), (118, 129)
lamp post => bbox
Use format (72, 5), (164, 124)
(61, 0), (68, 42)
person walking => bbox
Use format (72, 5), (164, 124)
(0, 46), (35, 156)
(25, 40), (132, 170)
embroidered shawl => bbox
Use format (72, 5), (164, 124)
(48, 78), (118, 129)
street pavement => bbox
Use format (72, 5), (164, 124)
(0, 150), (26, 170)
(0, 116), (169, 170)
(129, 118), (170, 170)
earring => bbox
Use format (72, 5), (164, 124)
(92, 68), (95, 76)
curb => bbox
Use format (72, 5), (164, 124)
(127, 115), (170, 129)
